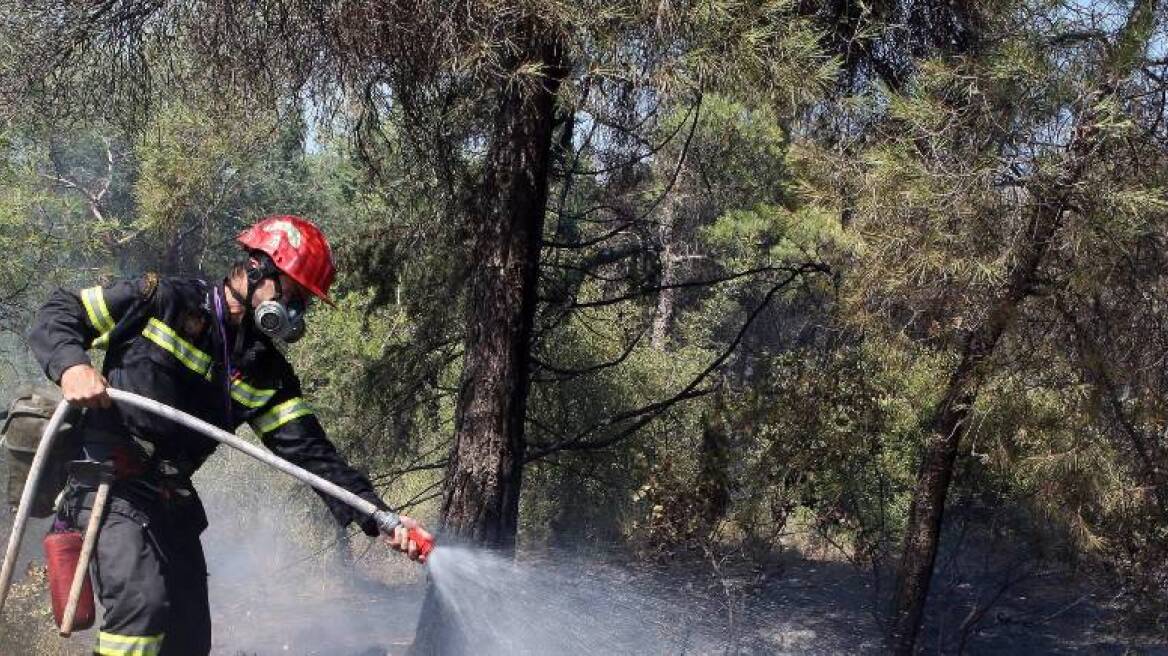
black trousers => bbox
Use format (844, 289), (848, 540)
(64, 482), (211, 656)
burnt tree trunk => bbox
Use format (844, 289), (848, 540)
(887, 3), (1157, 650)
(410, 24), (567, 656)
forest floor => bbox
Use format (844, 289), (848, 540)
(659, 550), (1168, 655)
(1, 532), (1165, 655)
(3, 456), (1165, 656)
(202, 545), (1167, 655)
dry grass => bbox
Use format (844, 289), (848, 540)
(0, 563), (89, 655)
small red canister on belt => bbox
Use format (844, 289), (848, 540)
(43, 529), (95, 630)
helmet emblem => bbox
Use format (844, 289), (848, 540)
(263, 219), (302, 248)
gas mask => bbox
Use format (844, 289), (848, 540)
(253, 297), (308, 343)
(241, 253), (311, 343)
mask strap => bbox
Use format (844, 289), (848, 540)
(240, 250), (283, 316)
(225, 278), (249, 309)
(231, 254), (272, 357)
(212, 285), (234, 423)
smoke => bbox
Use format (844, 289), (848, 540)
(195, 445), (424, 656)
(194, 447), (733, 656)
(0, 440), (830, 656)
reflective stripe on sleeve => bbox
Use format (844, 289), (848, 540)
(251, 397), (314, 434)
(81, 286), (116, 334)
(95, 631), (165, 656)
(141, 318), (213, 380)
(231, 378), (277, 409)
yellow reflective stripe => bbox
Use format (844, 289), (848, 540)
(141, 318), (212, 380)
(92, 331), (111, 350)
(95, 631), (164, 656)
(231, 378), (276, 409)
(251, 397), (313, 434)
(81, 286), (115, 333)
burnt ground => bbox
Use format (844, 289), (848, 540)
(1, 456), (1164, 656)
(201, 538), (1166, 656)
(679, 554), (1167, 655)
(0, 537), (1165, 655)
(203, 549), (1167, 656)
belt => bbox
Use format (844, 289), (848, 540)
(80, 429), (196, 488)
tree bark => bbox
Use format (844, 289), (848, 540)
(887, 3), (1158, 651)
(652, 162), (690, 351)
(651, 198), (678, 350)
(439, 32), (566, 551)
(410, 22), (567, 656)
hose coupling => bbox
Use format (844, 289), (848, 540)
(371, 509), (401, 535)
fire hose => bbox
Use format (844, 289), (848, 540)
(0, 387), (434, 624)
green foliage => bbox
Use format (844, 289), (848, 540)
(0, 1), (1166, 641)
(291, 288), (450, 520)
(704, 203), (849, 266)
(523, 299), (713, 542)
(132, 103), (326, 274)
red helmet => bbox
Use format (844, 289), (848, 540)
(237, 215), (336, 305)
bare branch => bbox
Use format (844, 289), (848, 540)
(531, 322), (649, 382)
(563, 262), (828, 310)
(528, 265), (822, 459)
(95, 135), (115, 204)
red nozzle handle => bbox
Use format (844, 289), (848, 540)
(408, 526), (435, 561)
(371, 510), (435, 562)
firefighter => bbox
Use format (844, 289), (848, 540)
(28, 215), (428, 656)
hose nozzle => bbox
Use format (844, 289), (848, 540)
(371, 510), (435, 562)
(407, 525), (436, 561)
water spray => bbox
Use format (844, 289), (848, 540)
(0, 387), (434, 620)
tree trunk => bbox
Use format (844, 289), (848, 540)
(652, 199), (678, 350)
(410, 24), (567, 656)
(652, 164), (688, 350)
(888, 193), (1066, 654)
(440, 32), (565, 551)
(887, 3), (1158, 650)
(697, 394), (731, 525)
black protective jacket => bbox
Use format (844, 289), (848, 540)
(28, 274), (386, 533)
